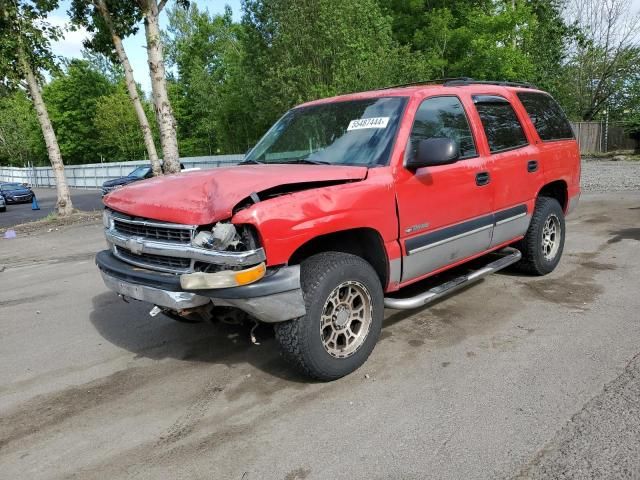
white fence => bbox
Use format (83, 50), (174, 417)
(0, 155), (244, 189)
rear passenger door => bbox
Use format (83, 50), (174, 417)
(471, 94), (542, 247)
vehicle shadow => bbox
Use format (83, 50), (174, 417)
(89, 250), (518, 384)
(89, 292), (310, 383)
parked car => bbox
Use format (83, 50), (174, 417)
(101, 166), (153, 196)
(0, 183), (34, 204)
(101, 163), (188, 196)
(96, 79), (580, 380)
(0, 193), (6, 212)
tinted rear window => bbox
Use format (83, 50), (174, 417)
(517, 92), (574, 141)
(473, 96), (528, 153)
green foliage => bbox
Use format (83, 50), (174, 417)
(0, 91), (47, 166)
(380, 0), (546, 81)
(42, 59), (117, 163)
(81, 49), (125, 83)
(94, 84), (159, 161)
(0, 0), (62, 88)
(69, 0), (143, 60)
(164, 4), (240, 155)
(4, 0), (640, 166)
(217, 0), (426, 151)
(242, 0), (403, 117)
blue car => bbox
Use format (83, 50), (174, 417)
(0, 183), (34, 204)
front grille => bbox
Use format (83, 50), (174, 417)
(115, 247), (192, 271)
(113, 218), (192, 243)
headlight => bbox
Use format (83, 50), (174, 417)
(180, 263), (266, 290)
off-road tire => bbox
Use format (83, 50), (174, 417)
(274, 252), (384, 381)
(515, 196), (565, 275)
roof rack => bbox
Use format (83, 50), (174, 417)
(378, 77), (537, 90)
(378, 78), (471, 90)
(443, 78), (537, 89)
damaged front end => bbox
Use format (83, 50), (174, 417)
(97, 209), (305, 323)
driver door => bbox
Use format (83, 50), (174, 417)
(394, 95), (494, 283)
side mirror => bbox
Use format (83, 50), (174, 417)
(406, 137), (459, 170)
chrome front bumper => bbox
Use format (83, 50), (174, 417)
(97, 251), (306, 322)
(100, 270), (211, 310)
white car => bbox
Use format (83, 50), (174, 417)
(0, 194), (6, 212)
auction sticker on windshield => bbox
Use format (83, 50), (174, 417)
(347, 117), (390, 131)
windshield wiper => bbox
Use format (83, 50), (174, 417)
(238, 158), (264, 165)
(281, 158), (331, 165)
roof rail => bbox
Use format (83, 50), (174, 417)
(377, 77), (537, 90)
(377, 78), (474, 90)
(443, 78), (537, 89)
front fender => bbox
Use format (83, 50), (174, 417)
(231, 168), (398, 266)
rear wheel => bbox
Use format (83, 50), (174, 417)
(274, 252), (383, 381)
(515, 196), (565, 275)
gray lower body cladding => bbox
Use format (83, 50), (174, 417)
(401, 204), (530, 282)
(95, 250), (305, 323)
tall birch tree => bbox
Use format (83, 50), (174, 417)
(137, 0), (185, 174)
(0, 0), (74, 215)
(70, 0), (162, 175)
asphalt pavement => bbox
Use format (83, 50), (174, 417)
(1, 191), (639, 479)
(0, 188), (103, 228)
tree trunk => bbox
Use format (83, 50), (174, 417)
(19, 49), (74, 216)
(94, 0), (162, 177)
(143, 1), (181, 174)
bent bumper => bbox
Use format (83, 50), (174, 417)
(100, 270), (210, 309)
(96, 250), (305, 322)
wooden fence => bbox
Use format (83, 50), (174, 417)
(571, 121), (636, 154)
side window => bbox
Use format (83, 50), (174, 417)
(473, 95), (528, 153)
(409, 96), (477, 160)
(517, 92), (574, 141)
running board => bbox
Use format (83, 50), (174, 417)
(384, 247), (522, 310)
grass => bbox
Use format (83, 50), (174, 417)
(41, 212), (59, 223)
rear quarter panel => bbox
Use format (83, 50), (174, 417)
(538, 139), (581, 209)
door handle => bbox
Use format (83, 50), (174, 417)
(476, 171), (490, 186)
(527, 160), (539, 172)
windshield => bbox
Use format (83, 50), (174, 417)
(1, 184), (25, 191)
(128, 166), (150, 179)
(245, 97), (407, 166)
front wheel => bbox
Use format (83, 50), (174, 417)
(515, 196), (565, 275)
(274, 252), (384, 381)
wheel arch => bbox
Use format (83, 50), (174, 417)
(537, 180), (568, 212)
(288, 228), (389, 288)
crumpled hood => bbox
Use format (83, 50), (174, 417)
(103, 164), (368, 225)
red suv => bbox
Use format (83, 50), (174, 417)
(97, 79), (580, 380)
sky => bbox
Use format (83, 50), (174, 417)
(49, 0), (242, 93)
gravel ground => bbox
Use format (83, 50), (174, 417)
(581, 159), (640, 192)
